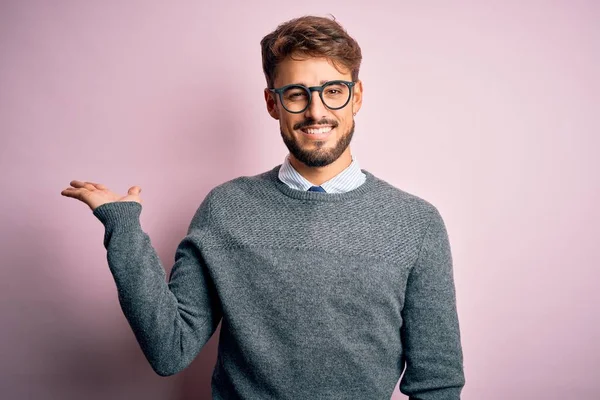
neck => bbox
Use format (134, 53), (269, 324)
(288, 148), (353, 186)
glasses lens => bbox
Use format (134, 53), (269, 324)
(282, 86), (309, 113)
(322, 82), (351, 109)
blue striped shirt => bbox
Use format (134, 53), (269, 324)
(278, 153), (366, 193)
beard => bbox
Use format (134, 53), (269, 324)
(280, 119), (355, 168)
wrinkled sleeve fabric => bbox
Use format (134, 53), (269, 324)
(92, 194), (222, 376)
(399, 206), (465, 399)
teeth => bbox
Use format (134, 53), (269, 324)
(304, 127), (333, 134)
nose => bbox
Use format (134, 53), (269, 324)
(304, 90), (328, 120)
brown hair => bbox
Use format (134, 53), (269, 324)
(260, 15), (362, 88)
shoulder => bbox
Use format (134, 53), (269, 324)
(366, 170), (441, 221)
(188, 171), (267, 230)
(366, 171), (450, 249)
(208, 167), (274, 200)
(196, 167), (277, 218)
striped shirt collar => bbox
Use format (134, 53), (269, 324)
(278, 153), (366, 193)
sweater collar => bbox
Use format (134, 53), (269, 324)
(269, 164), (377, 202)
(278, 154), (366, 193)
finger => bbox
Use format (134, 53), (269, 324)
(60, 187), (87, 200)
(69, 180), (86, 188)
(69, 180), (95, 191)
(87, 182), (108, 190)
(128, 186), (142, 196)
(61, 188), (76, 197)
(69, 180), (104, 191)
(82, 181), (98, 191)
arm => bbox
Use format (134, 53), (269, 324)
(399, 206), (465, 399)
(92, 193), (222, 376)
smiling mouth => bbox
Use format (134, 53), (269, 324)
(301, 126), (334, 135)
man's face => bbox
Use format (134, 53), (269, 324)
(264, 56), (363, 168)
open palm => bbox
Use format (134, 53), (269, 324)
(61, 180), (142, 211)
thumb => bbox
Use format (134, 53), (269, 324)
(128, 186), (142, 196)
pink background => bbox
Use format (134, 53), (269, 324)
(1, 1), (598, 399)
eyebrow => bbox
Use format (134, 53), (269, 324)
(290, 80), (332, 87)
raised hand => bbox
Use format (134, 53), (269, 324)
(61, 180), (143, 211)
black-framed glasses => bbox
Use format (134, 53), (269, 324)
(269, 80), (356, 114)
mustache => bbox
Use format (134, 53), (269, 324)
(293, 118), (339, 130)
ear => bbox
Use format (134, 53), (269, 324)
(264, 88), (280, 120)
(352, 80), (363, 114)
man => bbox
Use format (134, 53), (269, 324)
(61, 15), (465, 400)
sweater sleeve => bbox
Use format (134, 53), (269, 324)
(399, 206), (465, 399)
(92, 194), (222, 376)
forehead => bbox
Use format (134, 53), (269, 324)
(274, 56), (351, 87)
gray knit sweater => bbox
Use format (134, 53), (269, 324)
(93, 165), (465, 400)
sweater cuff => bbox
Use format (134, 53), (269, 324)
(93, 201), (142, 231)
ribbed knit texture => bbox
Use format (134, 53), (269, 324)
(92, 165), (465, 400)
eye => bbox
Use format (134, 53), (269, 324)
(283, 87), (308, 101)
(324, 84), (346, 96)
